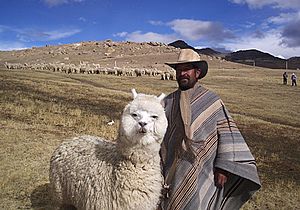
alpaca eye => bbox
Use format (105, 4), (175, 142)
(131, 113), (138, 117)
(151, 115), (158, 119)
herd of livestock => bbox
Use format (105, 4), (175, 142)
(3, 61), (176, 80)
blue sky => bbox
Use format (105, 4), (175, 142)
(1, 0), (300, 58)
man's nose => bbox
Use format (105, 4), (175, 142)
(180, 70), (188, 76)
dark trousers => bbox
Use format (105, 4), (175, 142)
(283, 78), (287, 85)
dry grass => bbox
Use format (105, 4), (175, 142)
(0, 67), (299, 210)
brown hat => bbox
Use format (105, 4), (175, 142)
(165, 49), (208, 79)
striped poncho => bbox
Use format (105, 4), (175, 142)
(159, 84), (261, 210)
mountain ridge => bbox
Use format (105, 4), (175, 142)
(1, 39), (299, 70)
(168, 40), (300, 70)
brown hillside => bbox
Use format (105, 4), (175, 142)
(0, 40), (251, 71)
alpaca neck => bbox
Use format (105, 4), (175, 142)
(116, 134), (161, 165)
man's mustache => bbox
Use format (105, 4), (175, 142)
(179, 76), (190, 80)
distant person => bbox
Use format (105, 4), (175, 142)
(291, 73), (297, 86)
(159, 49), (261, 210)
(283, 72), (288, 85)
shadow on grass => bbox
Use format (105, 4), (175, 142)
(31, 183), (79, 210)
(30, 183), (54, 210)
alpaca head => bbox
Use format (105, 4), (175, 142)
(119, 89), (167, 149)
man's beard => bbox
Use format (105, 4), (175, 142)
(177, 76), (197, 90)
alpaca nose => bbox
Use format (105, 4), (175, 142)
(139, 122), (147, 127)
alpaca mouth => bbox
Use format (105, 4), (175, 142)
(139, 127), (147, 133)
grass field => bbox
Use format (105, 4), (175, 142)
(0, 67), (299, 210)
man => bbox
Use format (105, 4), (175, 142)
(283, 72), (288, 85)
(291, 73), (297, 86)
(159, 49), (261, 210)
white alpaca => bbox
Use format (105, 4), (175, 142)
(49, 89), (167, 210)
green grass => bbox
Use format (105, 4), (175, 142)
(0, 67), (299, 210)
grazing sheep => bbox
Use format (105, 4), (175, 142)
(49, 89), (167, 210)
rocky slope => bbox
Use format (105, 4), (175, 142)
(0, 39), (246, 73)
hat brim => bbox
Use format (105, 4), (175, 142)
(165, 60), (208, 79)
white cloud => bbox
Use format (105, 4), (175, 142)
(223, 29), (300, 58)
(0, 25), (11, 32)
(114, 19), (234, 45)
(148, 20), (164, 26)
(281, 19), (300, 47)
(42, 29), (81, 40)
(195, 45), (207, 49)
(277, 55), (285, 59)
(115, 31), (178, 44)
(229, 0), (300, 9)
(43, 0), (85, 7)
(113, 17), (300, 57)
(268, 12), (300, 24)
(79, 17), (86, 22)
(0, 25), (81, 42)
(167, 19), (235, 41)
(244, 21), (256, 28)
(113, 32), (128, 38)
(43, 0), (67, 7)
(252, 30), (265, 38)
(17, 28), (81, 42)
(266, 12), (300, 47)
(0, 41), (28, 51)
(230, 0), (300, 49)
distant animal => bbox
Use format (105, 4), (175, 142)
(49, 89), (167, 210)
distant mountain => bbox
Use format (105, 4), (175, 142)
(196, 48), (224, 57)
(212, 47), (232, 54)
(168, 40), (195, 50)
(168, 40), (224, 57)
(226, 49), (277, 60)
(224, 49), (300, 69)
(287, 57), (300, 70)
(168, 40), (300, 69)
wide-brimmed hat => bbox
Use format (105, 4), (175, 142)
(165, 49), (208, 79)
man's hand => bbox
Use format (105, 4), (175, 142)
(214, 168), (230, 188)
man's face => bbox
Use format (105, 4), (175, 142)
(175, 64), (201, 90)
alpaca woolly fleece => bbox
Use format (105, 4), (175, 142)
(49, 89), (167, 210)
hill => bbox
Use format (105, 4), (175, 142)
(168, 40), (194, 50)
(1, 39), (299, 71)
(225, 49), (286, 69)
(196, 47), (224, 57)
(0, 40), (179, 72)
(287, 57), (300, 70)
(0, 40), (249, 72)
(168, 40), (223, 57)
(225, 49), (300, 70)
(169, 40), (300, 70)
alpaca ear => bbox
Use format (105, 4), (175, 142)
(131, 89), (138, 99)
(157, 93), (166, 102)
